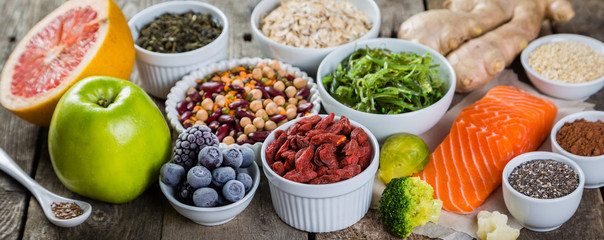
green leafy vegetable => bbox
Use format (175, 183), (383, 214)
(322, 47), (445, 114)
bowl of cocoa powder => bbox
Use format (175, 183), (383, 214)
(550, 110), (604, 188)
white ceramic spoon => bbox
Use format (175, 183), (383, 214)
(0, 147), (91, 227)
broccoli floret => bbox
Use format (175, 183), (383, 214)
(378, 176), (443, 238)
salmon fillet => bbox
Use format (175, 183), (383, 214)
(415, 86), (557, 213)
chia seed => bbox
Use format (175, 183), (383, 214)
(508, 159), (579, 199)
(51, 202), (84, 220)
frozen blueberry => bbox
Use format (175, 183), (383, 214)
(160, 163), (185, 186)
(237, 173), (253, 193)
(198, 146), (223, 170)
(222, 180), (245, 203)
(222, 146), (243, 168)
(187, 166), (212, 188)
(237, 146), (255, 168)
(211, 167), (236, 187)
(192, 187), (218, 207)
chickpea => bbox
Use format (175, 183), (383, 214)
(265, 68), (275, 79)
(284, 86), (297, 98)
(263, 99), (273, 107)
(186, 87), (197, 95)
(273, 95), (286, 106)
(288, 97), (298, 106)
(240, 117), (252, 127)
(273, 81), (285, 92)
(270, 59), (280, 70)
(286, 104), (297, 111)
(244, 124), (257, 135)
(252, 68), (262, 79)
(293, 77), (308, 89)
(222, 136), (235, 145)
(277, 119), (288, 127)
(195, 110), (208, 122)
(215, 95), (226, 107)
(265, 102), (279, 115)
(201, 98), (214, 111)
(244, 86), (251, 93)
(257, 61), (267, 69)
(277, 106), (285, 114)
(237, 134), (248, 142)
(249, 100), (263, 112)
(277, 69), (287, 77)
(194, 120), (207, 126)
(249, 89), (262, 100)
(253, 117), (265, 129)
(286, 108), (297, 120)
(262, 66), (272, 75)
(256, 109), (268, 119)
(232, 79), (244, 87)
(264, 120), (277, 131)
(298, 99), (308, 105)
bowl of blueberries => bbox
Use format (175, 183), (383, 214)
(159, 125), (260, 225)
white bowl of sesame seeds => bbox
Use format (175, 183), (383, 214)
(520, 34), (604, 101)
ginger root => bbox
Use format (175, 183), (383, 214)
(397, 0), (575, 93)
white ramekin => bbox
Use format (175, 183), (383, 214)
(260, 115), (380, 232)
(128, 1), (229, 98)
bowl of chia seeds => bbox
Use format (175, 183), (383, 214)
(502, 151), (585, 232)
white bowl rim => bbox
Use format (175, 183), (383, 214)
(164, 57), (322, 150)
(520, 33), (604, 87)
(550, 110), (604, 160)
(260, 114), (380, 197)
(159, 160), (261, 212)
(250, 0), (381, 52)
(316, 37), (456, 119)
(502, 151), (585, 203)
(128, 1), (230, 58)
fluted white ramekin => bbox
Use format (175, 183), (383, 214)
(260, 115), (380, 232)
(128, 1), (229, 98)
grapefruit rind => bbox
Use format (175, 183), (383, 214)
(0, 0), (134, 126)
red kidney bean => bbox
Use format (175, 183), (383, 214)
(176, 101), (188, 114)
(286, 75), (294, 81)
(297, 112), (305, 118)
(204, 91), (213, 99)
(179, 111), (192, 123)
(218, 114), (235, 123)
(201, 82), (224, 93)
(297, 102), (314, 112)
(236, 140), (256, 145)
(208, 120), (221, 131)
(184, 121), (193, 128)
(248, 131), (271, 142)
(229, 100), (249, 109)
(265, 86), (286, 98)
(259, 87), (271, 99)
(188, 91), (203, 102)
(235, 110), (255, 120)
(206, 108), (222, 123)
(235, 119), (242, 132)
(295, 87), (310, 99)
(186, 101), (196, 110)
(216, 124), (231, 142)
(230, 84), (245, 93)
(269, 114), (287, 123)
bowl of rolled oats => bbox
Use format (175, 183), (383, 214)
(250, 0), (381, 76)
(521, 34), (604, 100)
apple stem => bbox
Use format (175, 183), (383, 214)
(97, 98), (111, 108)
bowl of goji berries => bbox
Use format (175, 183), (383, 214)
(260, 113), (380, 232)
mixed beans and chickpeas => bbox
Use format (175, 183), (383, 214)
(176, 60), (314, 145)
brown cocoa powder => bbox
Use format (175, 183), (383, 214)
(556, 118), (604, 156)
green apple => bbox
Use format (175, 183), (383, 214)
(48, 76), (172, 204)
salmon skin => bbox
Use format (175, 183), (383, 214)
(414, 86), (557, 213)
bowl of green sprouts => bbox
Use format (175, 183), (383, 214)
(317, 38), (456, 143)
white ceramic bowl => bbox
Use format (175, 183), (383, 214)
(502, 151), (585, 232)
(250, 0), (381, 75)
(520, 34), (604, 100)
(550, 110), (604, 188)
(165, 57), (322, 157)
(129, 1), (229, 98)
(316, 38), (456, 143)
(260, 114), (380, 233)
(159, 160), (260, 226)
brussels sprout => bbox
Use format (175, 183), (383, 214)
(378, 133), (430, 184)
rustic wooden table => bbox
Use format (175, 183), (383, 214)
(0, 0), (602, 239)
